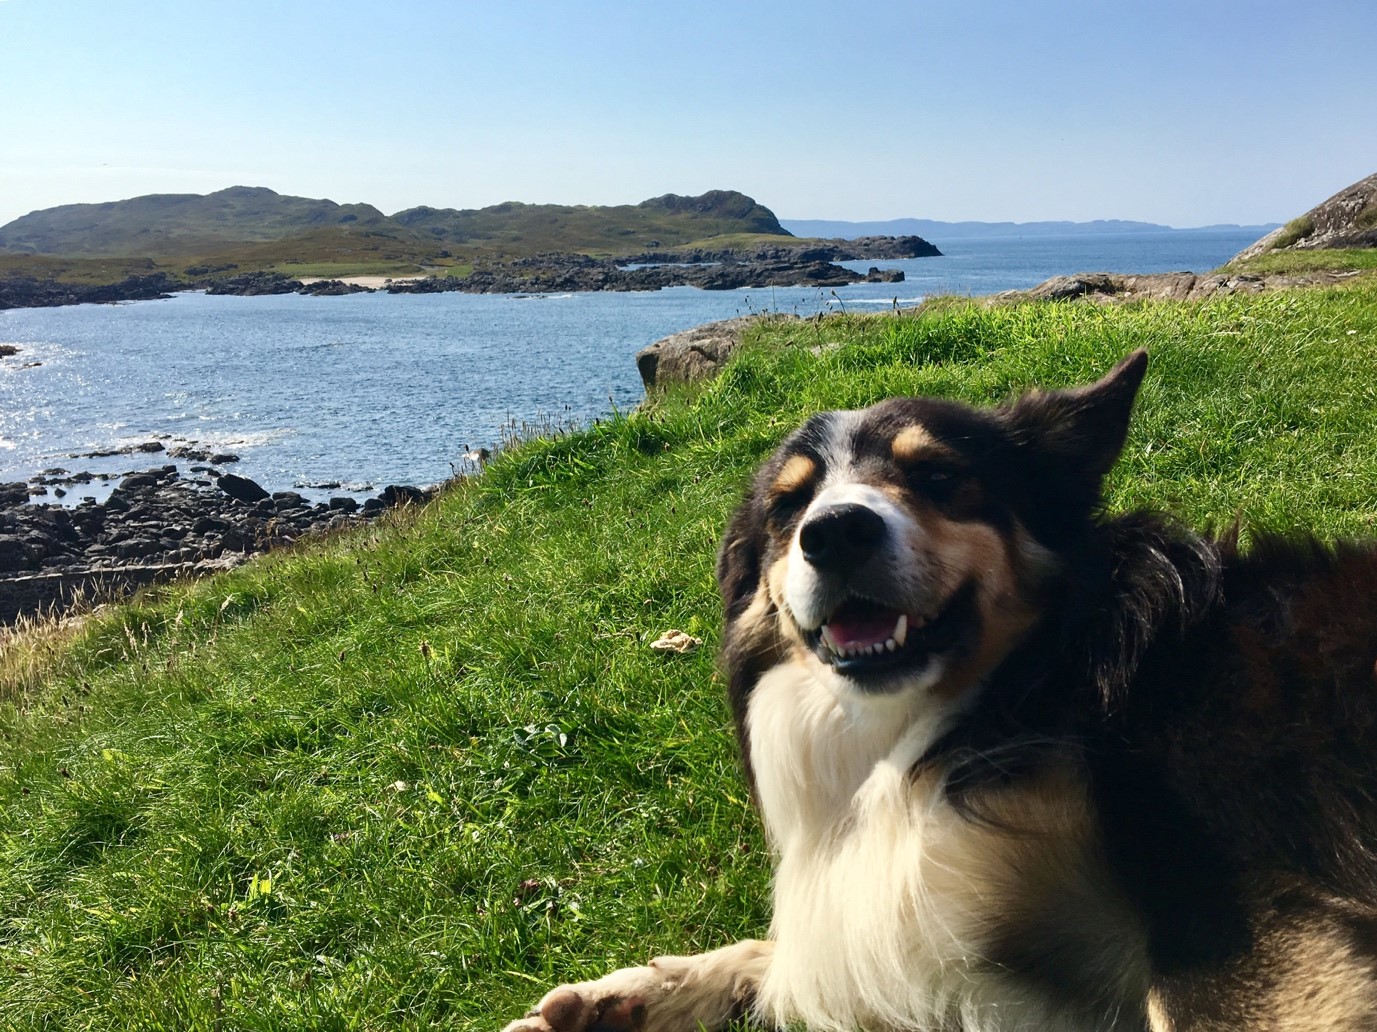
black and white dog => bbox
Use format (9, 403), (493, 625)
(506, 352), (1377, 1031)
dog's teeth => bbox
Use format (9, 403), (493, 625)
(885, 638), (897, 652)
(821, 625), (840, 654)
(893, 614), (908, 648)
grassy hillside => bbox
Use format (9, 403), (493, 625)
(393, 190), (788, 256)
(0, 188), (792, 279)
(0, 186), (394, 258)
(1222, 246), (1377, 277)
(2, 284), (1377, 1027)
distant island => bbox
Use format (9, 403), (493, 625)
(0, 186), (942, 308)
(781, 217), (1281, 241)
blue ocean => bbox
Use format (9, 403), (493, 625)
(0, 229), (1258, 501)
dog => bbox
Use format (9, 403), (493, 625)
(504, 351), (1377, 1031)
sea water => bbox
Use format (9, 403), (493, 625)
(0, 229), (1259, 499)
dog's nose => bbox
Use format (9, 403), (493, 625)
(799, 503), (887, 571)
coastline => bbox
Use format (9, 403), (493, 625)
(0, 237), (935, 310)
(0, 465), (437, 625)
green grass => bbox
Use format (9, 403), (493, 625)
(3, 286), (1377, 1028)
(263, 260), (439, 279)
(666, 232), (818, 253)
(1271, 215), (1315, 250)
(1223, 247), (1377, 277)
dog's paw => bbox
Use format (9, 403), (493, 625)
(501, 956), (726, 1032)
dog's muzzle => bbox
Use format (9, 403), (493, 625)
(790, 500), (972, 687)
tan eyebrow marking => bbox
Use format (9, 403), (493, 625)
(891, 425), (943, 463)
(770, 453), (817, 497)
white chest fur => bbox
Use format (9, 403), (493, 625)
(745, 663), (1146, 1032)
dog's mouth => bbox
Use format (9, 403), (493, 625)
(804, 582), (975, 680)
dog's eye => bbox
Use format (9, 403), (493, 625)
(905, 463), (964, 492)
(766, 487), (813, 527)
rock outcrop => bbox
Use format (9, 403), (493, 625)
(635, 317), (763, 390)
(0, 468), (436, 623)
(1232, 171), (1377, 263)
(0, 273), (179, 310)
(204, 271), (303, 295)
(992, 268), (1363, 305)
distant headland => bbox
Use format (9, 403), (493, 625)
(781, 217), (1281, 240)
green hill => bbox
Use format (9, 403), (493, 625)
(393, 189), (788, 254)
(1, 280), (1375, 1027)
(0, 186), (792, 266)
(0, 186), (395, 257)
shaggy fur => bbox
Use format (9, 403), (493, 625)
(504, 352), (1377, 1031)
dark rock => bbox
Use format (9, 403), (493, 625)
(193, 516), (230, 535)
(209, 453), (239, 464)
(0, 535), (25, 570)
(2, 462), (426, 623)
(115, 537), (162, 560)
(328, 496), (359, 512)
(298, 279), (373, 296)
(0, 272), (179, 311)
(0, 482), (30, 508)
(863, 267), (905, 283)
(0, 344), (18, 358)
(204, 271), (302, 296)
(217, 473), (271, 503)
(117, 473), (161, 492)
(379, 484), (427, 508)
(829, 235), (941, 260)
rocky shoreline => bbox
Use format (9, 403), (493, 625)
(0, 467), (434, 625)
(0, 236), (935, 309)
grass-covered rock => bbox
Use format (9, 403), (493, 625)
(2, 284), (1376, 1028)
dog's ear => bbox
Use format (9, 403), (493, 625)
(1003, 350), (1148, 480)
(717, 489), (766, 619)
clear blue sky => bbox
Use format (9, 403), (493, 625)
(2, 0), (1374, 229)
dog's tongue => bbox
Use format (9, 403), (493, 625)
(826, 601), (901, 649)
